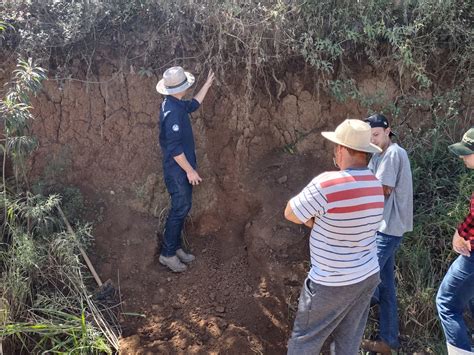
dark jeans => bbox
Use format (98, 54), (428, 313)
(372, 232), (402, 349)
(436, 253), (474, 352)
(161, 173), (192, 257)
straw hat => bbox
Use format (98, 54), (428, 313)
(322, 119), (382, 154)
(156, 66), (195, 95)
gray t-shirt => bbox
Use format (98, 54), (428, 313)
(368, 143), (413, 237)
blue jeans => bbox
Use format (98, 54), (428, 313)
(161, 173), (192, 257)
(436, 253), (474, 351)
(372, 232), (402, 349)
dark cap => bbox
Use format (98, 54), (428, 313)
(364, 114), (396, 137)
(449, 127), (474, 156)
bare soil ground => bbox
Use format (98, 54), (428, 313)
(90, 150), (332, 354)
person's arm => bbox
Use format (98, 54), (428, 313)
(284, 179), (326, 229)
(456, 193), (474, 242)
(375, 150), (398, 196)
(453, 229), (471, 256)
(284, 202), (302, 224)
(173, 153), (202, 186)
(164, 113), (202, 185)
(284, 202), (315, 228)
(194, 70), (215, 104)
(453, 194), (474, 255)
(383, 185), (393, 196)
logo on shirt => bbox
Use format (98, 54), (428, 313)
(172, 124), (180, 132)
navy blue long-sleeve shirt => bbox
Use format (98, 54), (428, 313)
(159, 96), (200, 177)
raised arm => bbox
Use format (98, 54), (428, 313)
(194, 70), (215, 104)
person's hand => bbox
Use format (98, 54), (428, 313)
(453, 230), (471, 256)
(304, 218), (315, 229)
(382, 185), (393, 197)
(187, 170), (203, 186)
(205, 70), (215, 88)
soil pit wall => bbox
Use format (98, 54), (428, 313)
(17, 59), (401, 353)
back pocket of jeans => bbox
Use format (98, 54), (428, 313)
(304, 278), (316, 297)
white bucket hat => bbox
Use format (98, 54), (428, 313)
(156, 66), (195, 95)
(322, 119), (382, 154)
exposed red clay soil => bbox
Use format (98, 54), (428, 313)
(5, 57), (410, 353)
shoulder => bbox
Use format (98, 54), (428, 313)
(388, 143), (407, 156)
(183, 98), (199, 105)
(184, 98), (201, 113)
(391, 144), (411, 166)
(314, 170), (340, 182)
(381, 143), (407, 162)
(162, 97), (187, 112)
(311, 170), (344, 188)
(162, 100), (185, 124)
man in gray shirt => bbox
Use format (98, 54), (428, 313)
(361, 114), (413, 354)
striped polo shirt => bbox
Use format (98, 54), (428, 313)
(290, 168), (384, 286)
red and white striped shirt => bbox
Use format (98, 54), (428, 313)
(290, 168), (384, 286)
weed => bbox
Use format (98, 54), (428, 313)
(0, 56), (119, 353)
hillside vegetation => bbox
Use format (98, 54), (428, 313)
(1, 1), (472, 353)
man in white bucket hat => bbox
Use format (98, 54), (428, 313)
(157, 66), (214, 272)
(284, 119), (383, 354)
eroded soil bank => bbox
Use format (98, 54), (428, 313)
(5, 56), (412, 353)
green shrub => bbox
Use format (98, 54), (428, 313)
(0, 56), (118, 353)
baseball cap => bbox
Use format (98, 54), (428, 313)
(364, 114), (396, 137)
(449, 127), (474, 156)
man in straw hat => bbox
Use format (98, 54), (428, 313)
(156, 66), (214, 272)
(284, 119), (383, 354)
(436, 127), (474, 355)
(361, 114), (413, 354)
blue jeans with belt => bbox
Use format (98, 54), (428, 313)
(436, 253), (474, 352)
(161, 173), (192, 257)
(372, 232), (402, 349)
